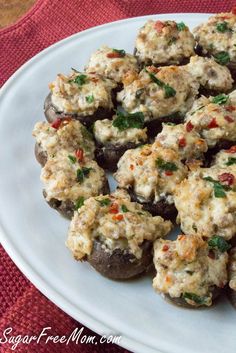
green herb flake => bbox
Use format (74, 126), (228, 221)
(183, 292), (206, 305)
(226, 157), (236, 166)
(113, 48), (126, 57)
(177, 22), (187, 31)
(121, 205), (129, 213)
(211, 94), (229, 105)
(75, 196), (85, 210)
(216, 21), (232, 33)
(208, 236), (231, 253)
(156, 158), (178, 172)
(69, 74), (87, 86)
(192, 223), (198, 232)
(146, 69), (176, 98)
(203, 176), (231, 198)
(112, 111), (145, 131)
(86, 95), (94, 103)
(97, 198), (111, 206)
(68, 155), (76, 164)
(81, 126), (93, 140)
(76, 167), (93, 183)
(214, 51), (230, 65)
(164, 84), (176, 98)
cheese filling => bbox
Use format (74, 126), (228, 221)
(153, 234), (228, 306)
(174, 167), (236, 240)
(117, 65), (199, 122)
(85, 45), (139, 83)
(66, 191), (172, 260)
(114, 145), (187, 204)
(49, 70), (117, 115)
(32, 120), (95, 159)
(135, 20), (195, 65)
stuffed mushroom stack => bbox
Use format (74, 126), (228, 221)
(33, 9), (236, 309)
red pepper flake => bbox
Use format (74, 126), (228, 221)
(224, 115), (234, 123)
(51, 118), (62, 129)
(226, 145), (236, 153)
(208, 250), (215, 260)
(155, 20), (165, 32)
(165, 170), (173, 176)
(148, 65), (159, 74)
(109, 203), (119, 214)
(130, 164), (134, 170)
(75, 148), (84, 162)
(186, 121), (194, 132)
(218, 173), (235, 186)
(232, 6), (236, 15)
(162, 244), (169, 252)
(112, 214), (124, 221)
(226, 105), (236, 112)
(178, 137), (186, 148)
(107, 52), (122, 59)
(208, 118), (219, 129)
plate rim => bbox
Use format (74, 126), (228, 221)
(0, 12), (212, 353)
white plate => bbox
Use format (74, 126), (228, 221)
(0, 13), (235, 353)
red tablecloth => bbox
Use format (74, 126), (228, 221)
(0, 1), (234, 352)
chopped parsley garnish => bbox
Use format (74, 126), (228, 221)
(214, 51), (230, 65)
(112, 111), (145, 131)
(121, 205), (129, 213)
(203, 176), (231, 198)
(81, 126), (93, 140)
(69, 74), (87, 86)
(75, 196), (85, 210)
(112, 48), (126, 57)
(226, 157), (236, 166)
(97, 198), (111, 206)
(146, 69), (176, 98)
(86, 95), (94, 103)
(183, 292), (207, 305)
(76, 167), (93, 183)
(208, 236), (231, 253)
(216, 21), (232, 33)
(156, 158), (178, 172)
(68, 155), (76, 164)
(177, 22), (187, 31)
(192, 223), (198, 232)
(211, 94), (229, 105)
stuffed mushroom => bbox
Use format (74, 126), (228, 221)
(194, 10), (236, 76)
(114, 145), (188, 220)
(93, 112), (148, 172)
(153, 234), (229, 308)
(134, 20), (195, 67)
(66, 190), (172, 279)
(32, 119), (95, 166)
(184, 92), (236, 157)
(174, 166), (236, 240)
(44, 69), (117, 127)
(41, 149), (109, 219)
(117, 65), (199, 137)
(185, 55), (233, 95)
(85, 45), (139, 85)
